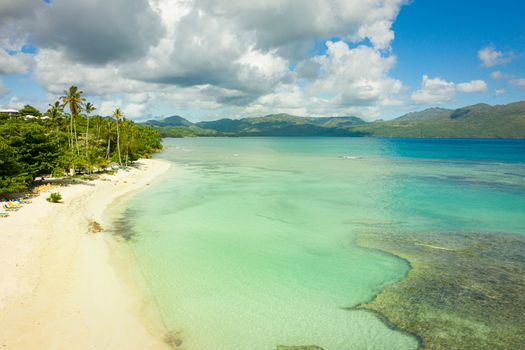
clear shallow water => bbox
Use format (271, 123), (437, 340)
(122, 138), (525, 350)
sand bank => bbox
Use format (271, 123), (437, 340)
(0, 159), (171, 349)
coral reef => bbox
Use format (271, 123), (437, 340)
(356, 231), (525, 349)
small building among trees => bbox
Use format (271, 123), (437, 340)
(0, 108), (19, 118)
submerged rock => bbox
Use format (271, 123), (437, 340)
(87, 219), (103, 233)
(277, 346), (325, 350)
(355, 230), (525, 350)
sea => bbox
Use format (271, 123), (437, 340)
(119, 137), (525, 350)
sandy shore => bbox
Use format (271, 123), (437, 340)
(0, 159), (172, 349)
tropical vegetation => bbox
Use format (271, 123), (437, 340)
(0, 86), (162, 195)
(146, 101), (525, 138)
(46, 192), (62, 203)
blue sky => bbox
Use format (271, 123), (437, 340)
(0, 0), (524, 120)
(391, 0), (525, 107)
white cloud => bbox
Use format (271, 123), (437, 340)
(494, 89), (505, 97)
(8, 96), (25, 109)
(1, 0), (412, 119)
(490, 70), (504, 79)
(487, 70), (525, 90)
(123, 103), (147, 118)
(456, 80), (487, 93)
(98, 100), (122, 117)
(478, 46), (513, 67)
(411, 75), (456, 104)
(32, 48), (151, 95)
(237, 41), (404, 120)
(0, 80), (9, 95)
(411, 76), (488, 104)
(510, 78), (525, 88)
(311, 42), (403, 105)
(0, 49), (33, 75)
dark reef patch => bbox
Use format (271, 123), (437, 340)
(277, 346), (325, 350)
(355, 231), (525, 350)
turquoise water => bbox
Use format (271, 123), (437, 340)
(123, 138), (525, 349)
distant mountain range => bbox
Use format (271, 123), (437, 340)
(142, 101), (525, 138)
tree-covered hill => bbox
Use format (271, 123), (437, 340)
(145, 113), (368, 137)
(144, 101), (525, 138)
(351, 101), (525, 138)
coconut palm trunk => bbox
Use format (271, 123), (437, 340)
(116, 119), (122, 166)
(61, 86), (85, 173)
(84, 103), (96, 173)
(113, 108), (123, 166)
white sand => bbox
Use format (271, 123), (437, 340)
(0, 159), (172, 349)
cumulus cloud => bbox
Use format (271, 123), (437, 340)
(490, 70), (504, 79)
(0, 0), (414, 119)
(0, 50), (33, 75)
(488, 70), (525, 89)
(309, 41), (402, 106)
(97, 100), (122, 117)
(456, 80), (488, 93)
(411, 75), (456, 104)
(0, 0), (36, 20)
(411, 76), (488, 104)
(123, 103), (147, 118)
(478, 46), (514, 67)
(494, 88), (505, 97)
(196, 0), (407, 53)
(28, 0), (164, 65)
(510, 78), (525, 88)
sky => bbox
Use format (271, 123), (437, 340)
(0, 0), (524, 121)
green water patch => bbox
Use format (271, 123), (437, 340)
(355, 230), (525, 349)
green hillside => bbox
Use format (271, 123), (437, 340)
(143, 101), (525, 138)
(352, 101), (525, 138)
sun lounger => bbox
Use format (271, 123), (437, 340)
(3, 203), (19, 211)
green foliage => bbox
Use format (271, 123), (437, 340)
(18, 104), (42, 117)
(155, 125), (219, 137)
(146, 101), (525, 138)
(0, 120), (61, 195)
(46, 192), (62, 203)
(145, 114), (367, 137)
(0, 86), (162, 195)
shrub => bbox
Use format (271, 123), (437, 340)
(46, 192), (62, 203)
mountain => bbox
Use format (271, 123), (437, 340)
(144, 115), (193, 127)
(194, 113), (367, 136)
(141, 101), (525, 138)
(395, 107), (452, 121)
(350, 101), (525, 138)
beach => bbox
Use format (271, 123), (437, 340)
(0, 159), (171, 350)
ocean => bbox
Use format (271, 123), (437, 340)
(120, 137), (525, 349)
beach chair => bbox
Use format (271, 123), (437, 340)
(0, 211), (9, 217)
(3, 203), (19, 211)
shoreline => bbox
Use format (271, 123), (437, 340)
(0, 158), (172, 349)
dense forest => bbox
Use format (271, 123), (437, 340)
(145, 101), (525, 138)
(0, 86), (162, 195)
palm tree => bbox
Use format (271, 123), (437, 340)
(84, 102), (96, 169)
(104, 118), (113, 160)
(113, 108), (123, 166)
(46, 101), (63, 120)
(60, 86), (85, 154)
